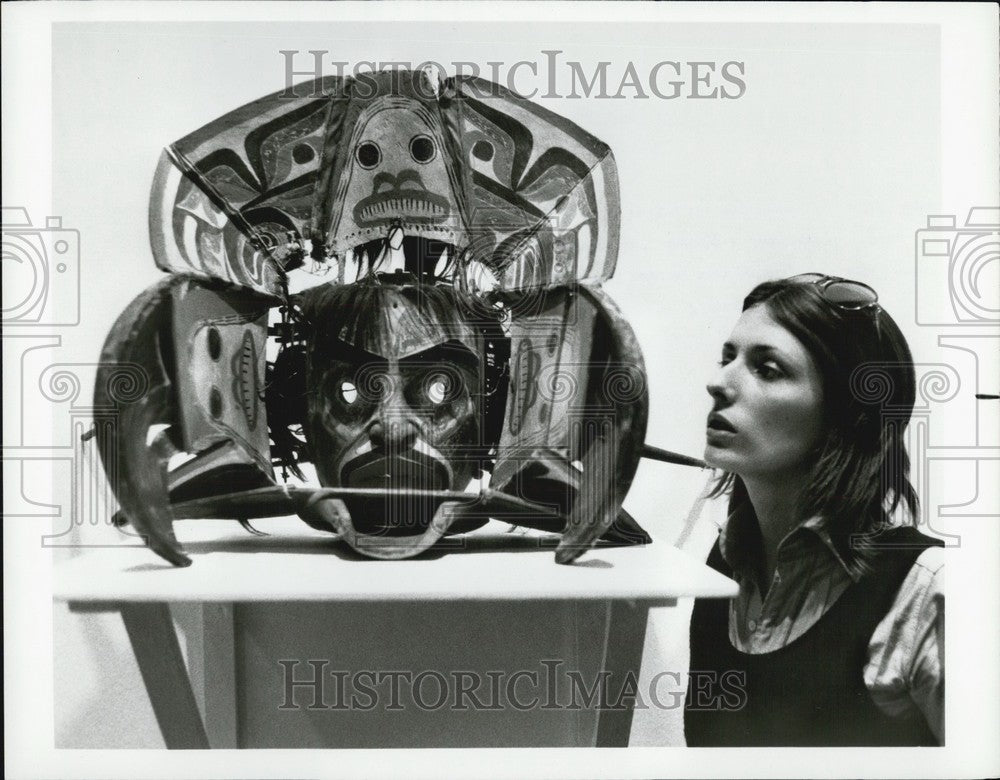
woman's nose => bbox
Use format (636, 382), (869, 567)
(706, 364), (736, 404)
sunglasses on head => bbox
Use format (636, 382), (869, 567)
(787, 273), (880, 312)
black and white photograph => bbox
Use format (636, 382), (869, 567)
(3, 2), (998, 778)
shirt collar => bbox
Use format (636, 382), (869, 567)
(799, 515), (862, 583)
(719, 513), (863, 584)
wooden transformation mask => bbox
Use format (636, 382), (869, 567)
(298, 278), (490, 538)
(93, 67), (694, 568)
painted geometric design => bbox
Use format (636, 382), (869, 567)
(102, 69), (648, 567)
(147, 71), (619, 296)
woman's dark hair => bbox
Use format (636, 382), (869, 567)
(711, 277), (919, 577)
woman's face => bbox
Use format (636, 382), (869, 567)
(704, 304), (825, 481)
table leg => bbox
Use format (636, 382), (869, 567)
(594, 599), (666, 747)
(120, 602), (210, 749)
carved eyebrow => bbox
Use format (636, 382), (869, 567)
(400, 341), (478, 369)
(323, 340), (387, 367)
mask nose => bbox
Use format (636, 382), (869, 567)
(368, 416), (418, 451)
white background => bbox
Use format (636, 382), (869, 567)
(3, 2), (998, 778)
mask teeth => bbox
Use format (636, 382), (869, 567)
(348, 231), (460, 282)
(388, 225), (404, 250)
(385, 231), (406, 272)
(348, 238), (387, 276)
(436, 245), (451, 278)
(402, 236), (450, 281)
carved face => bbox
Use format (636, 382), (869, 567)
(323, 72), (465, 257)
(302, 282), (483, 535)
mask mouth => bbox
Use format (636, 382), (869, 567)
(353, 191), (451, 227)
(339, 449), (452, 535)
(341, 449), (450, 491)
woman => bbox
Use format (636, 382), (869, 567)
(684, 274), (943, 746)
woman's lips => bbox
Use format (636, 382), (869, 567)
(706, 429), (736, 446)
(707, 412), (737, 433)
(706, 412), (737, 445)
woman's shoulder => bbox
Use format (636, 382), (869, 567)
(867, 526), (944, 587)
(910, 544), (944, 578)
(870, 540), (943, 651)
(865, 542), (943, 743)
(872, 524), (945, 550)
(900, 544), (944, 606)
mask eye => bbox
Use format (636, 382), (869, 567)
(409, 135), (436, 164)
(426, 375), (449, 405)
(423, 370), (461, 405)
(356, 141), (381, 169)
(340, 380), (359, 405)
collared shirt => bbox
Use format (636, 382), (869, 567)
(716, 514), (944, 743)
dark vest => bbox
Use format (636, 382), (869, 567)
(685, 525), (942, 746)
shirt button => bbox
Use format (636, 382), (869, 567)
(747, 619), (757, 631)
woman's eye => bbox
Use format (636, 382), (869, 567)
(755, 362), (783, 380)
